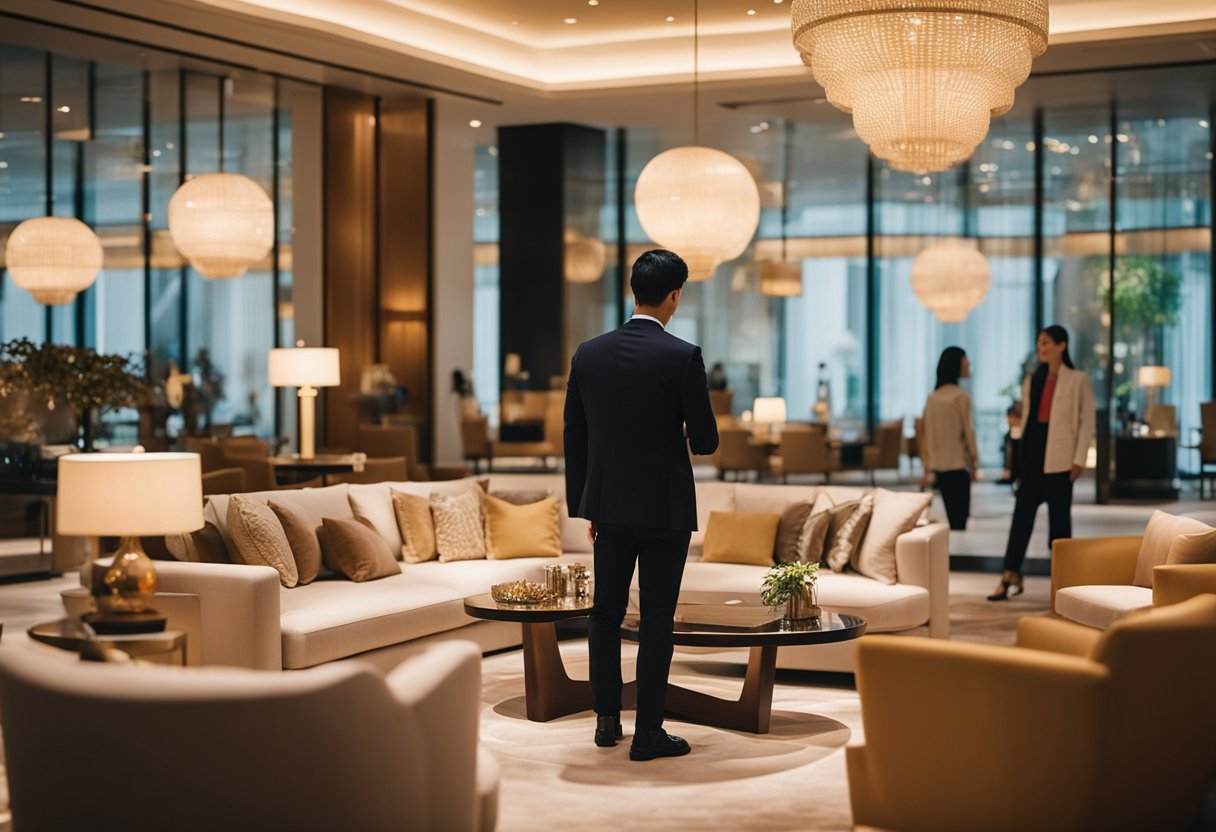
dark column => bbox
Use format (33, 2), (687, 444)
(498, 123), (605, 389)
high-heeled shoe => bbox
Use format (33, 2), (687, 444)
(987, 570), (1024, 601)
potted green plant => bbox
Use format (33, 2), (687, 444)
(760, 560), (820, 621)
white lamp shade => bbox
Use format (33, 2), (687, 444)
(168, 172), (274, 279)
(634, 146), (761, 281)
(753, 397), (788, 425)
(1138, 366), (1171, 388)
(268, 347), (341, 388)
(56, 453), (203, 536)
(910, 242), (991, 322)
(4, 217), (103, 305)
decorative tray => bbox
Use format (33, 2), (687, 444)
(491, 580), (557, 605)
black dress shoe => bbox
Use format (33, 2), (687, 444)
(629, 729), (691, 761)
(594, 715), (624, 748)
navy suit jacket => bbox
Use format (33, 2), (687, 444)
(564, 317), (719, 532)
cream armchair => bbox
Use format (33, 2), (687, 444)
(0, 641), (499, 832)
(847, 595), (1216, 832)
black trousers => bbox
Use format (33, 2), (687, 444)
(934, 469), (971, 531)
(1003, 471), (1074, 572)
(588, 523), (690, 733)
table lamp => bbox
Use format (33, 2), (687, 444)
(753, 397), (788, 439)
(56, 452), (203, 625)
(1138, 365), (1171, 413)
(269, 344), (341, 459)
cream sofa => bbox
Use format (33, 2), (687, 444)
(109, 474), (948, 674)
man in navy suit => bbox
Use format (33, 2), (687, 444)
(564, 249), (719, 761)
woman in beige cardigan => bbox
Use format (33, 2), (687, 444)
(920, 347), (979, 531)
(990, 325), (1095, 601)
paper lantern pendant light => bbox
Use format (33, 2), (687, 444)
(791, 0), (1048, 173)
(168, 172), (273, 279)
(910, 242), (990, 323)
(760, 262), (803, 297)
(564, 229), (607, 284)
(4, 217), (103, 305)
(634, 146), (761, 281)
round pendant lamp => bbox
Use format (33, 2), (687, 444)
(4, 217), (104, 305)
(910, 242), (990, 323)
(564, 229), (607, 284)
(168, 172), (273, 279)
(635, 147), (761, 281)
(791, 0), (1048, 173)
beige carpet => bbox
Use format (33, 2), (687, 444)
(483, 575), (1051, 832)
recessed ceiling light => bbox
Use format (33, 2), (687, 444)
(588, 0), (599, 5)
(564, 17), (578, 24)
(666, 15), (675, 21)
(469, 119), (483, 128)
(747, 8), (757, 15)
(57, 105), (71, 113)
(19, 96), (42, 104)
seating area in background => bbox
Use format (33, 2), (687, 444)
(459, 390), (566, 472)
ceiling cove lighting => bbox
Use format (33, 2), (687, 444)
(909, 241), (990, 322)
(4, 217), (103, 305)
(790, 0), (1048, 173)
(634, 0), (760, 281)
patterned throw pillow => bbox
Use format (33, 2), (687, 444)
(824, 494), (874, 572)
(431, 488), (487, 562)
(226, 494), (298, 588)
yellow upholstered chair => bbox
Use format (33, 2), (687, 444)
(715, 426), (768, 481)
(331, 456), (409, 485)
(773, 424), (836, 483)
(201, 467), (246, 496)
(862, 418), (903, 484)
(847, 594), (1216, 832)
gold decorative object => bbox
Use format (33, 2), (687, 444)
(791, 0), (1049, 172)
(491, 580), (557, 605)
(4, 217), (104, 305)
(909, 241), (991, 322)
(168, 172), (274, 279)
(98, 536), (158, 614)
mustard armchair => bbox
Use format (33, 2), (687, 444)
(847, 595), (1216, 832)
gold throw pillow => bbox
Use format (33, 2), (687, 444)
(392, 490), (437, 563)
(1165, 527), (1216, 566)
(226, 494), (298, 588)
(431, 488), (487, 562)
(318, 516), (401, 582)
(701, 511), (781, 566)
(483, 493), (561, 559)
(268, 500), (323, 585)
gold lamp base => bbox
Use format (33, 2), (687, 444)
(96, 535), (159, 615)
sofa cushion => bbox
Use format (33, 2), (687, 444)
(206, 485), (353, 553)
(1166, 526), (1216, 566)
(795, 509), (832, 564)
(348, 478), (488, 554)
(691, 482), (737, 553)
(319, 517), (401, 582)
(483, 494), (561, 560)
(393, 491), (437, 563)
(733, 483), (818, 514)
(278, 575), (469, 668)
(269, 500), (323, 585)
(432, 489), (487, 562)
(227, 495), (298, 588)
(1133, 511), (1212, 587)
(701, 512), (781, 566)
(165, 522), (229, 564)
(675, 566), (930, 632)
(486, 473), (593, 554)
(774, 501), (814, 563)
(825, 495), (873, 572)
(1056, 585), (1153, 630)
(855, 489), (932, 585)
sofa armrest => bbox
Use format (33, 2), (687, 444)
(895, 522), (949, 638)
(1016, 614), (1103, 658)
(852, 636), (1108, 832)
(1152, 564), (1216, 608)
(387, 641), (482, 832)
(150, 561), (282, 670)
(1050, 536), (1141, 613)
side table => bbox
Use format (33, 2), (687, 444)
(28, 618), (187, 666)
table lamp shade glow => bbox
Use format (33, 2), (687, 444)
(1138, 366), (1171, 388)
(753, 397), (788, 425)
(56, 452), (203, 616)
(269, 346), (341, 460)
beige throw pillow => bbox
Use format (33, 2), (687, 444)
(824, 496), (873, 572)
(483, 493), (561, 559)
(227, 495), (298, 588)
(432, 488), (487, 562)
(268, 500), (323, 585)
(701, 512), (782, 566)
(1165, 526), (1216, 566)
(1133, 511), (1213, 587)
(774, 500), (814, 564)
(318, 517), (401, 582)
(854, 488), (933, 585)
(392, 490), (437, 563)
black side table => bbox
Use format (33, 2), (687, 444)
(1112, 435), (1179, 500)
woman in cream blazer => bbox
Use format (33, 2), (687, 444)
(991, 325), (1095, 601)
(920, 347), (979, 531)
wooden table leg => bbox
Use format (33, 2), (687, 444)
(662, 645), (778, 734)
(519, 622), (638, 722)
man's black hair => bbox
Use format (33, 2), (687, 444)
(630, 249), (688, 307)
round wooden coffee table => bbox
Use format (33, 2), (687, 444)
(464, 593), (635, 723)
(621, 602), (866, 734)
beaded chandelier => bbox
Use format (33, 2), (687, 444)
(791, 0), (1049, 173)
(909, 241), (990, 322)
(168, 172), (274, 279)
(4, 217), (103, 305)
